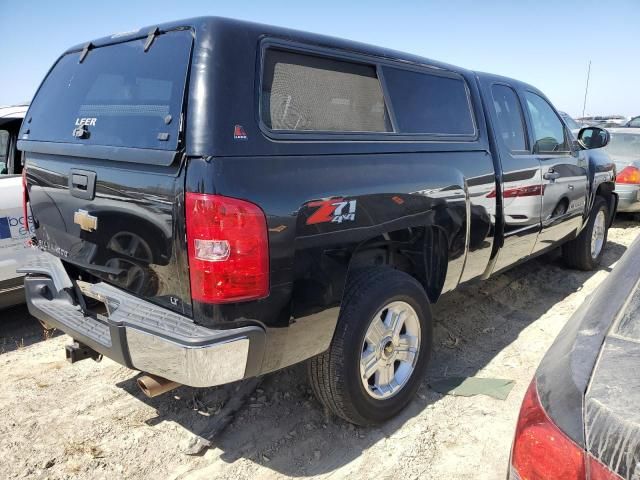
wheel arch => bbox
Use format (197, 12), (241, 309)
(595, 181), (617, 227)
(346, 224), (449, 304)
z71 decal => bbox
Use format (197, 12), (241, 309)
(306, 198), (357, 225)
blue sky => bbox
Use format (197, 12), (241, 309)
(1, 0), (638, 118)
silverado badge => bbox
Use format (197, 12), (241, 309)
(74, 209), (98, 232)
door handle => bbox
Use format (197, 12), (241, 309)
(71, 174), (88, 191)
(68, 169), (96, 200)
(543, 169), (560, 181)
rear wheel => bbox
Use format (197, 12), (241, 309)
(562, 196), (609, 270)
(308, 267), (432, 425)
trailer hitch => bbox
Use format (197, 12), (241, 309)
(65, 341), (102, 364)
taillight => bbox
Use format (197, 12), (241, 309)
(616, 165), (640, 184)
(185, 193), (269, 303)
(22, 167), (30, 232)
(510, 380), (585, 479)
(510, 380), (623, 480)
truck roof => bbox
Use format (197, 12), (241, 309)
(473, 70), (545, 99)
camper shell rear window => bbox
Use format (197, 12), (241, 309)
(22, 30), (192, 151)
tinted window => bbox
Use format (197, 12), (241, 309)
(525, 92), (570, 153)
(262, 49), (390, 133)
(23, 30), (192, 150)
(0, 130), (9, 174)
(382, 67), (474, 135)
(491, 85), (527, 152)
(629, 117), (640, 128)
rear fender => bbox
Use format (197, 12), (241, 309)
(289, 192), (467, 322)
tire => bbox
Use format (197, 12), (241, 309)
(308, 267), (432, 425)
(562, 196), (609, 271)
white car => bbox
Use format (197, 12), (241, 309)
(0, 104), (42, 308)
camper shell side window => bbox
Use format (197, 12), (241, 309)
(259, 41), (477, 142)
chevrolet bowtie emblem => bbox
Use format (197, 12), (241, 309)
(74, 209), (98, 232)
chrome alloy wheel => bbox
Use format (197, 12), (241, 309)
(360, 301), (421, 400)
(591, 210), (606, 259)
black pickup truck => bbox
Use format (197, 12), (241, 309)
(19, 17), (616, 425)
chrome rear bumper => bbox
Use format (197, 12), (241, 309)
(18, 253), (265, 387)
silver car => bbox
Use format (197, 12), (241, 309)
(605, 128), (640, 212)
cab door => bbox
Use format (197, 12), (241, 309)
(479, 79), (543, 274)
(522, 91), (588, 253)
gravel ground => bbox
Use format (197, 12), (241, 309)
(1, 216), (638, 480)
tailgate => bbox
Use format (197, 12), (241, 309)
(18, 29), (193, 315)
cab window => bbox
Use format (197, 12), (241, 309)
(524, 92), (570, 154)
(491, 84), (528, 152)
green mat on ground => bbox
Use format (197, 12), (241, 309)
(429, 377), (515, 400)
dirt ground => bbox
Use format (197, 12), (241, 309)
(1, 216), (638, 480)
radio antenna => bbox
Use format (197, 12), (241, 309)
(581, 60), (591, 119)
